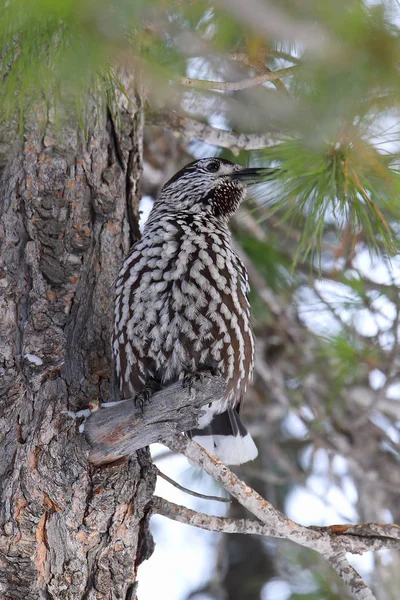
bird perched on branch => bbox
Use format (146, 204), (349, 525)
(113, 157), (274, 464)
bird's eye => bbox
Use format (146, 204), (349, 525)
(206, 161), (219, 173)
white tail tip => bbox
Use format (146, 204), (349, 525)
(192, 433), (258, 465)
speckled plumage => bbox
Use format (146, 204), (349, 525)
(113, 157), (261, 464)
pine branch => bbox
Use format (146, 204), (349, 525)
(84, 375), (226, 464)
(152, 496), (400, 554)
(179, 66), (296, 91)
(155, 467), (230, 503)
(228, 54), (292, 94)
(146, 110), (281, 151)
(85, 376), (399, 599)
(159, 433), (381, 600)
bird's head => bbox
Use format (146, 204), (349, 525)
(152, 157), (276, 219)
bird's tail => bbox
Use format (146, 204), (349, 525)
(189, 408), (258, 465)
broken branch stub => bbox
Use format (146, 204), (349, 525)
(85, 375), (226, 465)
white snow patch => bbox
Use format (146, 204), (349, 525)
(24, 353), (43, 366)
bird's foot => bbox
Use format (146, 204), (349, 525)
(133, 379), (162, 411)
(183, 364), (222, 394)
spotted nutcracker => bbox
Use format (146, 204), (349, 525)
(113, 157), (273, 464)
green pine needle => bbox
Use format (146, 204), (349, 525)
(253, 135), (400, 264)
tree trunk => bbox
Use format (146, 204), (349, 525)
(0, 93), (155, 599)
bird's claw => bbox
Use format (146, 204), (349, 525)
(133, 379), (162, 411)
(183, 365), (222, 394)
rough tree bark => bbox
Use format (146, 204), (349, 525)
(0, 91), (155, 599)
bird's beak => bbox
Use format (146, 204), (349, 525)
(230, 167), (279, 185)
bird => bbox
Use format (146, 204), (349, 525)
(113, 157), (274, 465)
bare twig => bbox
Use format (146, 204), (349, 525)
(227, 53), (292, 94)
(156, 467), (230, 503)
(327, 553), (375, 600)
(179, 66), (296, 91)
(229, 51), (299, 66)
(146, 110), (280, 152)
(153, 496), (400, 554)
(159, 433), (378, 600)
(84, 373), (399, 599)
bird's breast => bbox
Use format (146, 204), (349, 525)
(114, 216), (254, 398)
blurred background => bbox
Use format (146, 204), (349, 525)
(2, 0), (400, 597)
(137, 3), (400, 596)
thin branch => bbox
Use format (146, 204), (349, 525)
(313, 523), (400, 552)
(267, 49), (301, 64)
(179, 50), (300, 65)
(159, 433), (377, 600)
(84, 376), (398, 599)
(230, 51), (300, 66)
(155, 467), (230, 503)
(227, 53), (292, 94)
(327, 553), (376, 600)
(179, 66), (297, 91)
(153, 496), (400, 553)
(152, 495), (274, 535)
(146, 110), (281, 152)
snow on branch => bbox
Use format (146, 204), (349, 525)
(85, 376), (400, 600)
